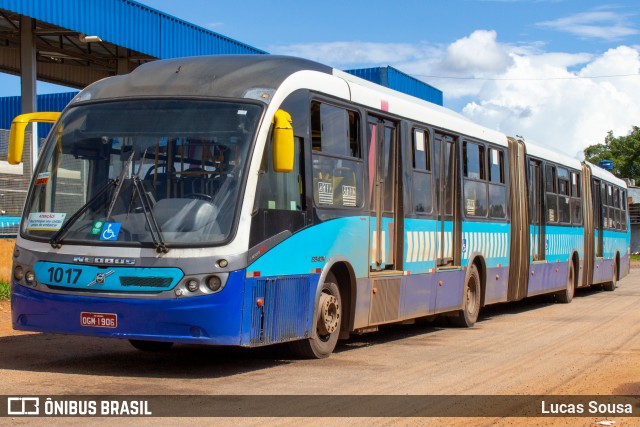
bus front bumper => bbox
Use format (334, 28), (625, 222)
(10, 271), (246, 346)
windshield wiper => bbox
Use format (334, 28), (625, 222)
(49, 179), (118, 248)
(51, 152), (134, 248)
(130, 150), (168, 253)
(106, 151), (134, 220)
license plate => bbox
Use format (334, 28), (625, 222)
(80, 312), (117, 328)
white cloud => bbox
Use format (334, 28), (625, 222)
(461, 46), (640, 157)
(537, 10), (638, 41)
(271, 31), (640, 159)
(438, 30), (513, 75)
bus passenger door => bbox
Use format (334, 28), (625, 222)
(528, 159), (544, 261)
(434, 133), (461, 267)
(368, 117), (399, 272)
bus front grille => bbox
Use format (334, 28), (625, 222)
(119, 277), (174, 288)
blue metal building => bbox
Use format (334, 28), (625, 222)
(345, 66), (443, 106)
(0, 92), (76, 132)
(0, 0), (266, 91)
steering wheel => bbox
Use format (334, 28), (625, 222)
(186, 193), (213, 202)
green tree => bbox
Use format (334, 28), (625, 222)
(584, 126), (640, 181)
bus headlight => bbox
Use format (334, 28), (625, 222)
(186, 279), (199, 292)
(206, 276), (222, 292)
(13, 265), (24, 281)
(25, 271), (36, 285)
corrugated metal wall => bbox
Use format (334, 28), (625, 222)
(345, 66), (444, 106)
(0, 0), (266, 58)
(0, 91), (77, 133)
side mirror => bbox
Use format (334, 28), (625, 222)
(8, 112), (61, 164)
(272, 109), (294, 173)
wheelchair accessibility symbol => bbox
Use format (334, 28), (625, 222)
(99, 222), (121, 241)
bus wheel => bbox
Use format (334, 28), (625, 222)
(451, 265), (481, 327)
(129, 340), (174, 352)
(290, 277), (342, 359)
(557, 262), (575, 303)
(603, 261), (617, 292)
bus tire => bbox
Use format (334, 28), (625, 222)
(451, 264), (481, 327)
(603, 261), (617, 292)
(290, 277), (341, 359)
(557, 262), (575, 303)
(129, 339), (174, 352)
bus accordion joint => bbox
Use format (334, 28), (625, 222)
(271, 109), (294, 173)
(8, 112), (61, 164)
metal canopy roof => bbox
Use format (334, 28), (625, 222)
(0, 0), (266, 89)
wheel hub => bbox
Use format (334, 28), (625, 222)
(317, 293), (340, 336)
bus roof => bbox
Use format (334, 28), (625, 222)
(75, 55), (332, 102)
(74, 55), (509, 148)
(334, 69), (508, 147)
(525, 141), (583, 171)
(585, 161), (627, 188)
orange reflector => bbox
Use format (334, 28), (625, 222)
(256, 298), (264, 307)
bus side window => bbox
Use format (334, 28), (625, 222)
(412, 129), (432, 214)
(310, 101), (363, 209)
(557, 167), (570, 223)
(462, 141), (487, 217)
(545, 164), (558, 223)
(488, 147), (506, 218)
(606, 184), (613, 229)
(256, 136), (305, 211)
(622, 189), (628, 230)
(570, 171), (582, 225)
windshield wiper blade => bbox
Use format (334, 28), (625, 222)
(49, 179), (117, 248)
(106, 151), (134, 220)
(127, 149), (167, 253)
(131, 174), (168, 253)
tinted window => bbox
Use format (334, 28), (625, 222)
(412, 129), (432, 214)
(413, 129), (430, 171)
(488, 184), (506, 218)
(311, 102), (361, 158)
(311, 102), (363, 209)
(464, 180), (488, 217)
(413, 172), (433, 214)
(463, 142), (485, 180)
(545, 165), (556, 193)
(488, 148), (505, 184)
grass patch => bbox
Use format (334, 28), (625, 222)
(0, 281), (9, 300)
(632, 254), (640, 262)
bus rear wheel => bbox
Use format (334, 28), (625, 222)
(451, 265), (481, 327)
(290, 277), (342, 359)
(603, 261), (617, 292)
(557, 262), (575, 303)
(129, 339), (174, 352)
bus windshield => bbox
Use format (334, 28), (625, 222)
(22, 99), (262, 247)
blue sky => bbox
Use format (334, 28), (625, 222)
(1, 0), (639, 156)
(137, 0), (637, 52)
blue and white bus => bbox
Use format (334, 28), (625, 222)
(8, 56), (630, 358)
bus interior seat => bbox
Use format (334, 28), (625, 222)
(152, 198), (219, 233)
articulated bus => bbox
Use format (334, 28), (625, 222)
(8, 56), (630, 358)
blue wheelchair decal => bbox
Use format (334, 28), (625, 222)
(100, 222), (121, 241)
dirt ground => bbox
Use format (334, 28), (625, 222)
(0, 238), (14, 283)
(0, 265), (639, 426)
